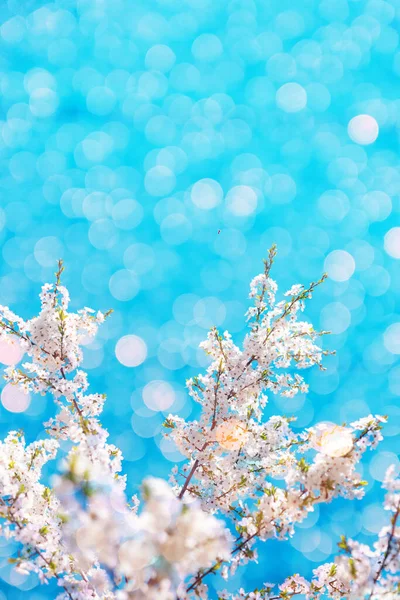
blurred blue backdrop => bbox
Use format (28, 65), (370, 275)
(0, 0), (400, 597)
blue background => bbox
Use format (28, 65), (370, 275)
(0, 0), (400, 597)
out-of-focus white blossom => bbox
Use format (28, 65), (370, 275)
(311, 424), (354, 457)
(215, 417), (249, 450)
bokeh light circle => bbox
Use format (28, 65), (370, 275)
(115, 335), (147, 367)
(29, 88), (59, 117)
(145, 166), (176, 197)
(142, 380), (175, 411)
(1, 383), (30, 413)
(276, 82), (307, 113)
(324, 250), (355, 282)
(191, 178), (223, 210)
(348, 114), (379, 145)
(383, 323), (400, 355)
(384, 228), (400, 258)
(0, 338), (24, 365)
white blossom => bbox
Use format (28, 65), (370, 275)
(0, 253), (397, 600)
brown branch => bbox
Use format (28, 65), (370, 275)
(368, 500), (400, 600)
(178, 459), (200, 500)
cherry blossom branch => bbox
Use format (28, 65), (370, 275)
(184, 419), (385, 595)
(178, 458), (200, 500)
(368, 500), (400, 600)
(0, 497), (74, 600)
(0, 255), (394, 600)
(176, 271), (328, 502)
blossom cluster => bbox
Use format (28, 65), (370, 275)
(220, 465), (400, 600)
(0, 253), (397, 600)
(0, 260), (232, 599)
